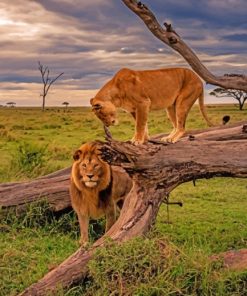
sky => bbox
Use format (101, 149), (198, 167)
(0, 0), (246, 107)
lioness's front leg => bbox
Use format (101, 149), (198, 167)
(131, 112), (149, 142)
(132, 102), (150, 145)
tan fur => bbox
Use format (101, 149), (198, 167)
(70, 142), (133, 245)
(90, 67), (213, 144)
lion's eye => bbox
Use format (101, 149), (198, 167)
(81, 163), (87, 168)
(93, 164), (100, 169)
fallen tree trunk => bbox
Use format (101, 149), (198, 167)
(6, 122), (245, 296)
(1, 121), (246, 215)
(0, 167), (71, 215)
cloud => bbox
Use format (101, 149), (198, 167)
(0, 0), (246, 106)
(222, 33), (247, 42)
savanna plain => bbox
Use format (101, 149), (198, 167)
(0, 105), (247, 296)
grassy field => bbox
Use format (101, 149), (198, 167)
(0, 105), (247, 295)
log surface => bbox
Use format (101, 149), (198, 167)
(0, 167), (71, 213)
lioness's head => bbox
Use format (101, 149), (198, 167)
(90, 98), (118, 127)
(72, 142), (110, 189)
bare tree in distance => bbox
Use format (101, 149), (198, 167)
(38, 61), (64, 111)
(210, 87), (247, 111)
(6, 102), (16, 108)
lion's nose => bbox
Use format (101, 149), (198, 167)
(87, 174), (94, 179)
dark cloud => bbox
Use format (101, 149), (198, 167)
(222, 33), (247, 42)
(0, 0), (246, 105)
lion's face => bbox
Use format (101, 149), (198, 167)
(73, 144), (109, 189)
(90, 99), (118, 127)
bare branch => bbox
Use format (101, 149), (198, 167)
(38, 62), (64, 111)
(45, 72), (64, 95)
(121, 0), (247, 91)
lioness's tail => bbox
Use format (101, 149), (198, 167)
(198, 89), (214, 127)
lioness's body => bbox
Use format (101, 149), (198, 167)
(70, 142), (132, 245)
(91, 67), (213, 144)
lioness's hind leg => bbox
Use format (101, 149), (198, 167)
(161, 105), (177, 142)
(170, 90), (197, 142)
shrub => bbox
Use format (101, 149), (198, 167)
(2, 200), (79, 238)
(12, 142), (47, 177)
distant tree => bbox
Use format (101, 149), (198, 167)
(6, 102), (16, 108)
(38, 61), (64, 112)
(62, 101), (69, 109)
(210, 87), (247, 111)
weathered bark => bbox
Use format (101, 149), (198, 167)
(9, 122), (247, 296)
(0, 167), (71, 215)
(121, 0), (247, 92)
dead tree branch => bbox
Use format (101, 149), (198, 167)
(121, 0), (247, 91)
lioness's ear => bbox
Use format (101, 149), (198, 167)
(73, 149), (82, 161)
(92, 103), (102, 111)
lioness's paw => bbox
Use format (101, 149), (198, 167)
(161, 136), (172, 143)
(131, 138), (145, 145)
(161, 136), (179, 143)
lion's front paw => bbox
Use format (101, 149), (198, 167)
(79, 238), (89, 248)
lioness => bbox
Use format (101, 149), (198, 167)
(70, 142), (133, 246)
(90, 67), (213, 144)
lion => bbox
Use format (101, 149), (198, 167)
(90, 67), (213, 144)
(70, 142), (133, 246)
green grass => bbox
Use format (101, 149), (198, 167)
(0, 105), (247, 295)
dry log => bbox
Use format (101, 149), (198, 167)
(1, 122), (246, 215)
(12, 122), (247, 296)
(0, 167), (71, 215)
(121, 0), (247, 92)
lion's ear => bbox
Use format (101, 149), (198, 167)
(73, 149), (82, 161)
(90, 98), (94, 105)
